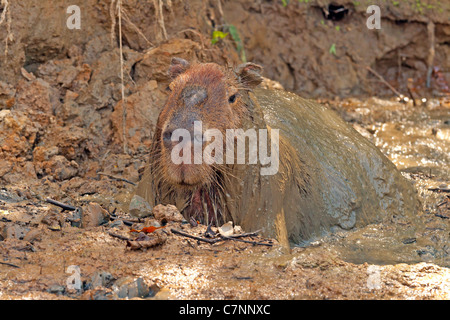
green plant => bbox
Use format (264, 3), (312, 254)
(211, 25), (246, 63)
(228, 25), (246, 63)
(211, 30), (228, 45)
(329, 43), (337, 55)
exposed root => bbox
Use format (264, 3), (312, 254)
(0, 0), (13, 62)
(110, 0), (128, 154)
(153, 0), (168, 41)
(109, 0), (117, 45)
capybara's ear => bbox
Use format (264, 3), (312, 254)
(235, 62), (263, 89)
(168, 57), (190, 79)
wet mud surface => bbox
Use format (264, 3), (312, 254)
(0, 0), (449, 300)
(1, 96), (448, 300)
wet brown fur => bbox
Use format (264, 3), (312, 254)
(145, 61), (262, 226)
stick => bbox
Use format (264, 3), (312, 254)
(110, 0), (117, 45)
(366, 66), (403, 98)
(171, 228), (219, 244)
(0, 0), (12, 62)
(428, 187), (450, 193)
(117, 0), (128, 154)
(227, 230), (262, 239)
(436, 200), (447, 208)
(0, 261), (20, 268)
(220, 235), (273, 247)
(121, 8), (154, 47)
(109, 215), (138, 226)
(157, 0), (168, 40)
(108, 231), (133, 241)
(45, 198), (77, 211)
(171, 228), (273, 247)
(97, 172), (137, 186)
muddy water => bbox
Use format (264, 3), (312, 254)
(318, 97), (450, 267)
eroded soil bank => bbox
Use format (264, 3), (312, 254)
(0, 0), (449, 299)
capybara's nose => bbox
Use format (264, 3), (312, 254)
(162, 121), (202, 150)
(163, 110), (204, 149)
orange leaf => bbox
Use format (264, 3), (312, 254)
(130, 226), (165, 234)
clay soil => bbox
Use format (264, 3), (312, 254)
(0, 0), (449, 300)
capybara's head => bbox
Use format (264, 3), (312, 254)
(155, 58), (263, 188)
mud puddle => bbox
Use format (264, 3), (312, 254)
(319, 96), (450, 268)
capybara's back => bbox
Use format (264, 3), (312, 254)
(232, 88), (419, 244)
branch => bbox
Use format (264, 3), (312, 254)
(366, 66), (403, 98)
(45, 198), (77, 211)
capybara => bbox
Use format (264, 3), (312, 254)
(134, 58), (418, 245)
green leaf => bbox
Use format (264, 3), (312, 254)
(329, 43), (337, 55)
(211, 30), (229, 45)
(228, 25), (247, 63)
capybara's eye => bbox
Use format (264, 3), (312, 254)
(163, 131), (172, 142)
(228, 94), (237, 103)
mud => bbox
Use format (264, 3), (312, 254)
(321, 95), (450, 268)
(0, 0), (449, 300)
(223, 0), (449, 98)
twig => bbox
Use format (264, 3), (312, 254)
(153, 0), (168, 40)
(171, 228), (273, 247)
(366, 66), (403, 98)
(109, 215), (138, 226)
(428, 187), (450, 193)
(220, 235), (273, 247)
(0, 0), (12, 62)
(97, 172), (136, 186)
(216, 0), (224, 19)
(436, 200), (447, 207)
(45, 198), (77, 211)
(117, 0), (128, 155)
(171, 228), (219, 244)
(0, 261), (20, 268)
(121, 8), (154, 47)
(110, 0), (117, 45)
(108, 231), (133, 241)
(227, 229), (261, 239)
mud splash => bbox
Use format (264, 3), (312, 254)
(319, 97), (450, 267)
